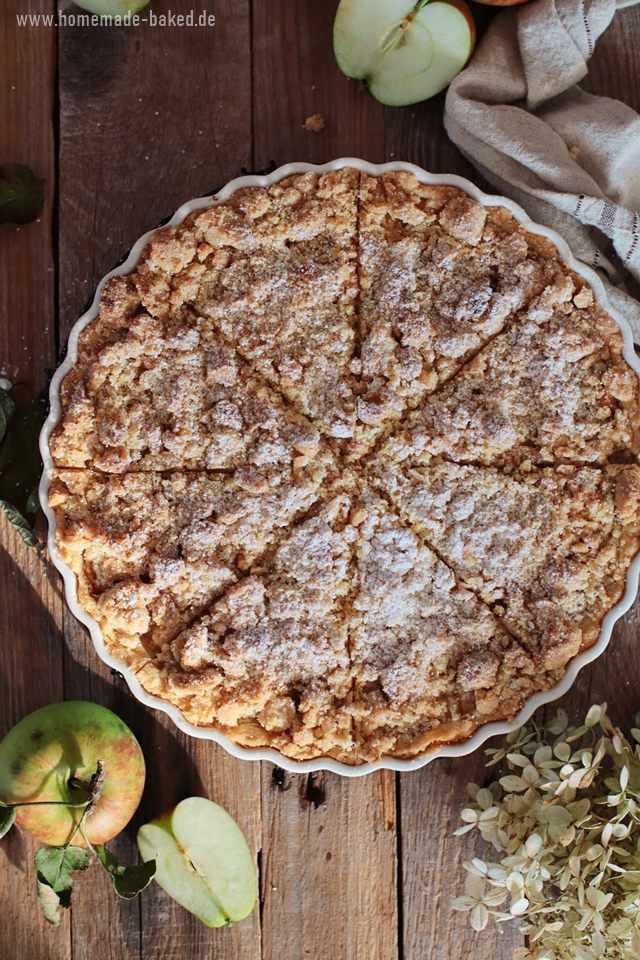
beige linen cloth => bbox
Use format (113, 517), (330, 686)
(444, 0), (640, 343)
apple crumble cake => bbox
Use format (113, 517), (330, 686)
(49, 167), (640, 764)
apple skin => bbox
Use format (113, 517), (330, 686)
(0, 702), (145, 847)
(449, 0), (476, 46)
(71, 0), (151, 15)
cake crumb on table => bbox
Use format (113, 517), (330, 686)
(304, 113), (325, 132)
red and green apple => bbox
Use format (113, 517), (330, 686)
(0, 701), (145, 847)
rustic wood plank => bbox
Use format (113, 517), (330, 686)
(0, 525), (70, 959)
(399, 750), (524, 960)
(260, 766), (398, 960)
(251, 0), (385, 171)
(56, 2), (260, 957)
(0, 2), (67, 957)
(0, 0), (56, 401)
(61, 649), (262, 960)
(138, 735), (262, 960)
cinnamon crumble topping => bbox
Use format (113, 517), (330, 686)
(49, 168), (640, 764)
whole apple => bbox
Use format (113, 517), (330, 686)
(0, 702), (145, 847)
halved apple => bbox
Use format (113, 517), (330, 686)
(137, 797), (256, 927)
(334, 0), (476, 106)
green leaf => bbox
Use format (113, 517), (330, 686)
(112, 861), (157, 899)
(36, 877), (63, 926)
(0, 803), (16, 838)
(0, 164), (45, 225)
(0, 405), (44, 515)
(95, 844), (156, 900)
(0, 501), (39, 547)
(94, 844), (119, 873)
(0, 388), (15, 445)
(34, 845), (91, 895)
(34, 846), (90, 926)
(0, 400), (44, 546)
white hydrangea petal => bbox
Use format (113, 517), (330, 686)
(470, 903), (489, 931)
(509, 897), (529, 916)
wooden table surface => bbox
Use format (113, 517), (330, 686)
(1, 2), (639, 957)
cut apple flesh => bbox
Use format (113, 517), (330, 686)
(137, 797), (256, 927)
(334, 0), (475, 106)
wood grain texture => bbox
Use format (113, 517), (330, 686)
(251, 0), (386, 170)
(0, 0), (56, 399)
(0, 525), (69, 959)
(0, 2), (64, 956)
(260, 767), (398, 960)
(400, 749), (524, 960)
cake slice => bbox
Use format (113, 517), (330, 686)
(354, 172), (570, 451)
(50, 302), (329, 475)
(347, 488), (539, 763)
(377, 462), (640, 673)
(379, 285), (640, 469)
(49, 463), (329, 668)
(135, 493), (358, 761)
(188, 168), (361, 439)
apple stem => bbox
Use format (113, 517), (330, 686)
(80, 823), (98, 859)
(84, 760), (106, 818)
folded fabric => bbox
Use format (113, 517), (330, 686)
(444, 0), (640, 343)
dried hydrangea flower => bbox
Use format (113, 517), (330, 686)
(453, 705), (640, 960)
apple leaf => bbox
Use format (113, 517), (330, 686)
(0, 803), (16, 838)
(35, 845), (91, 892)
(0, 501), (40, 547)
(0, 388), (15, 444)
(0, 164), (45, 226)
(0, 401), (44, 547)
(36, 877), (64, 926)
(34, 846), (91, 925)
(94, 845), (157, 899)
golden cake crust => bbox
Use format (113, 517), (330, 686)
(49, 168), (640, 765)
